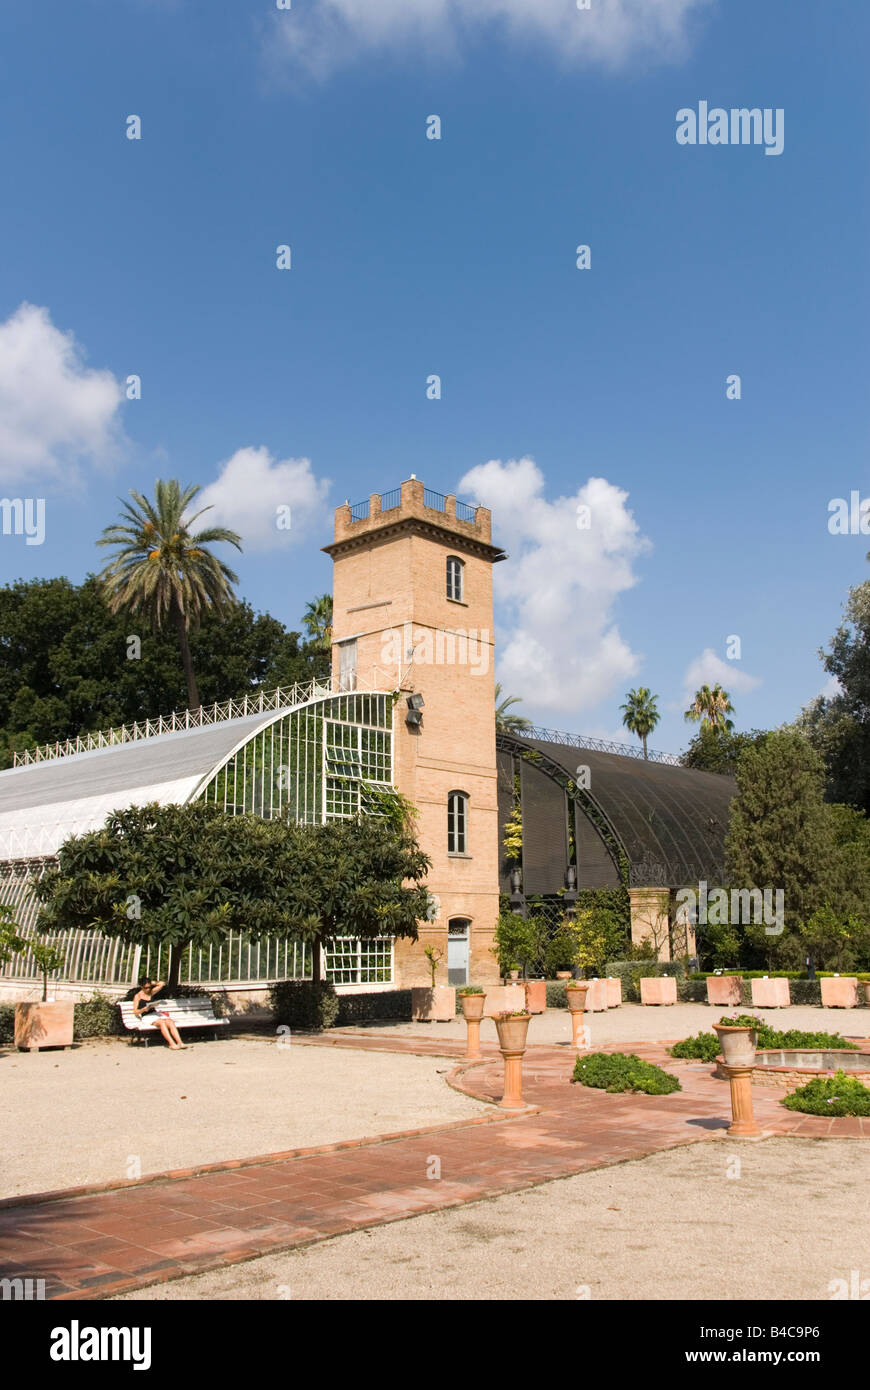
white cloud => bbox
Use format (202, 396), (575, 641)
(458, 457), (650, 715)
(267, 0), (711, 78)
(680, 648), (761, 706)
(0, 303), (125, 485)
(819, 674), (842, 700)
(197, 446), (330, 552)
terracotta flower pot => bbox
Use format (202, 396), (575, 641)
(524, 980), (546, 1013)
(640, 976), (677, 1006)
(484, 985), (526, 1016)
(555, 971), (573, 980)
(410, 986), (456, 1022)
(14, 1000), (74, 1051)
(862, 982), (870, 1006)
(459, 992), (485, 1022)
(750, 976), (790, 1008)
(706, 975), (742, 1007)
(820, 976), (858, 1009)
(713, 1023), (757, 1067)
(494, 1014), (531, 1054)
(565, 984), (590, 1010)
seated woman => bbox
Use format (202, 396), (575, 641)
(132, 978), (188, 1050)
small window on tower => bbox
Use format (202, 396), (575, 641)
(448, 790), (469, 854)
(446, 556), (464, 602)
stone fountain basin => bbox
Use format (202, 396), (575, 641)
(715, 1049), (870, 1087)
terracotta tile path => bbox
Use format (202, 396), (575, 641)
(2, 1033), (866, 1300)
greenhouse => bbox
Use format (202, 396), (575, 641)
(0, 680), (396, 994)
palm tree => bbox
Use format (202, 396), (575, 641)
(684, 683), (734, 734)
(302, 594), (333, 650)
(620, 687), (660, 760)
(98, 480), (242, 711)
(495, 682), (533, 734)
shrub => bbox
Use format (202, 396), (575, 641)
(0, 1002), (14, 1044)
(335, 990), (412, 1026)
(546, 981), (568, 1009)
(782, 1071), (870, 1117)
(669, 1032), (721, 1062)
(269, 980), (340, 1031)
(717, 1014), (859, 1051)
(572, 1051), (682, 1095)
(74, 993), (126, 1039)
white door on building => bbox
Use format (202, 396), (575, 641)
(447, 919), (470, 986)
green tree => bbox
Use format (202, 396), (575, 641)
(302, 594), (333, 650)
(0, 904), (25, 965)
(98, 480), (242, 711)
(725, 731), (837, 965)
(32, 801), (430, 992)
(495, 683), (532, 734)
(619, 687), (660, 759)
(0, 576), (328, 767)
(797, 582), (870, 813)
(681, 726), (767, 775)
(684, 683), (734, 734)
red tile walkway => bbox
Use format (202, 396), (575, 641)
(1, 1034), (865, 1300)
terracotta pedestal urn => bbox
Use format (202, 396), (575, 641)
(493, 1011), (531, 1109)
(713, 1024), (761, 1138)
(565, 983), (590, 1049)
(459, 989), (486, 1059)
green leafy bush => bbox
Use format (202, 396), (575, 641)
(0, 1002), (14, 1044)
(572, 1051), (682, 1095)
(669, 1032), (721, 1062)
(269, 980), (340, 1031)
(74, 993), (126, 1038)
(782, 1071), (870, 1117)
(335, 990), (412, 1025)
(718, 1014), (859, 1051)
(546, 981), (568, 1009)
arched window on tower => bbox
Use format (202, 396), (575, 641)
(448, 790), (469, 854)
(446, 555), (464, 602)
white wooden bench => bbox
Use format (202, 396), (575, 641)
(119, 998), (229, 1045)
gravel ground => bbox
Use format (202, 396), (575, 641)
(120, 1137), (870, 1302)
(352, 1001), (870, 1049)
(0, 1036), (486, 1199)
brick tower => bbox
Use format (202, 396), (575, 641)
(323, 477), (506, 987)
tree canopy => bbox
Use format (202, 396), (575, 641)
(0, 575), (329, 768)
(31, 801), (431, 988)
(797, 581), (870, 813)
(725, 730), (870, 969)
(97, 480), (243, 711)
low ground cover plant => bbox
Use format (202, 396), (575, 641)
(670, 1015), (860, 1060)
(572, 1051), (681, 1095)
(781, 1071), (870, 1117)
(718, 1014), (860, 1050)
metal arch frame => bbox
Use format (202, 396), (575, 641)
(185, 689), (394, 816)
(497, 732), (629, 885)
(497, 731), (729, 889)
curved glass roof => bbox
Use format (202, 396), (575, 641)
(0, 692), (391, 860)
(503, 734), (735, 885)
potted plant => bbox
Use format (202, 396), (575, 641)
(492, 1008), (532, 1053)
(565, 980), (590, 1009)
(458, 984), (485, 1019)
(555, 970), (573, 981)
(410, 944), (456, 1022)
(712, 1018), (758, 1068)
(493, 1009), (532, 1108)
(458, 985), (485, 1058)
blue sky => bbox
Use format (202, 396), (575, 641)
(0, 0), (867, 753)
